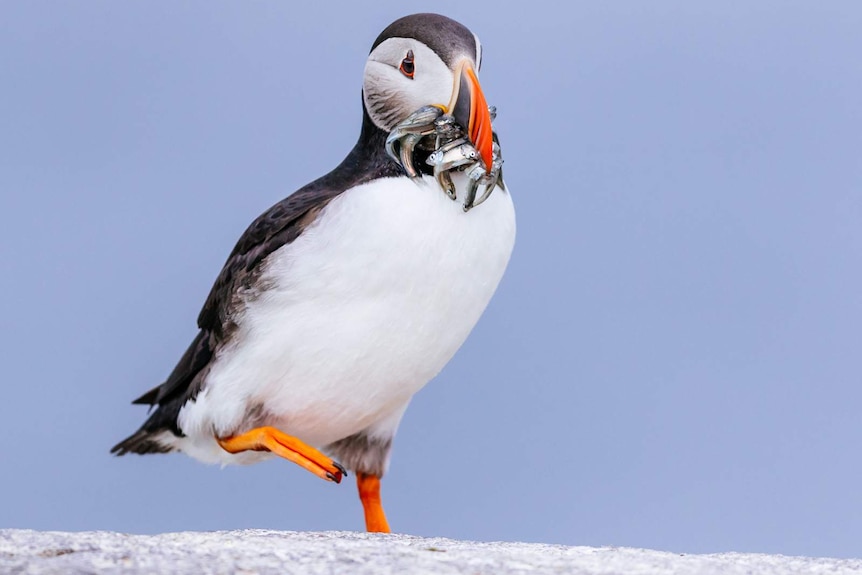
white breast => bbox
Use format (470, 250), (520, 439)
(175, 175), (515, 464)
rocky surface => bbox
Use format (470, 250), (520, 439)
(2, 529), (860, 575)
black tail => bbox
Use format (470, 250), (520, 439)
(110, 429), (173, 456)
(111, 330), (212, 456)
(111, 395), (186, 455)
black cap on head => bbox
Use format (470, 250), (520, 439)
(370, 13), (478, 67)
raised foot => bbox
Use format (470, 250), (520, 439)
(217, 426), (345, 483)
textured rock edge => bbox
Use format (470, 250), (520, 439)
(2, 529), (861, 575)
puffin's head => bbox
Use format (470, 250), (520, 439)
(363, 13), (493, 172)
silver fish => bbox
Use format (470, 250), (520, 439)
(386, 105), (504, 210)
(384, 106), (444, 177)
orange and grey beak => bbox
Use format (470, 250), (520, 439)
(447, 61), (494, 173)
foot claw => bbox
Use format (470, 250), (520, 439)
(326, 470), (343, 483)
(333, 461), (348, 477)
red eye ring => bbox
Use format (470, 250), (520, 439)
(399, 50), (415, 79)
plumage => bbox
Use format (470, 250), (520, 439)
(112, 12), (515, 531)
(111, 113), (400, 456)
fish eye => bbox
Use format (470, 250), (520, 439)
(399, 50), (415, 79)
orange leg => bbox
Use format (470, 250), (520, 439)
(217, 426), (345, 483)
(357, 473), (391, 533)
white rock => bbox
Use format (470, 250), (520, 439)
(1, 529), (860, 575)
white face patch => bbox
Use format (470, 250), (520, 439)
(363, 38), (456, 132)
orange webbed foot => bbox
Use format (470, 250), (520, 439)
(217, 426), (346, 483)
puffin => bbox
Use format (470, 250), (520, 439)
(112, 13), (516, 533)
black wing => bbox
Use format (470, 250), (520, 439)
(196, 186), (344, 339)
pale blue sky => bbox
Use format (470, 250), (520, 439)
(1, 1), (860, 559)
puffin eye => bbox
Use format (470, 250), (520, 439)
(399, 50), (415, 79)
